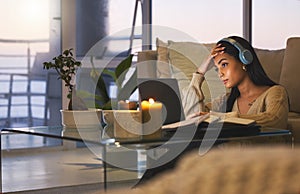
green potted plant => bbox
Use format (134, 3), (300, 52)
(76, 54), (138, 137)
(43, 48), (137, 129)
(92, 54), (138, 137)
(43, 48), (102, 128)
(78, 54), (137, 110)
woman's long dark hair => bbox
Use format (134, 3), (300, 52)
(217, 36), (277, 112)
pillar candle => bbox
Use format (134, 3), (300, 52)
(141, 98), (163, 138)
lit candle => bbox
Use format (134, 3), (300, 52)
(141, 98), (163, 139)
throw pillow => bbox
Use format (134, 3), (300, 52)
(155, 38), (217, 103)
(167, 40), (215, 102)
(168, 40), (214, 80)
(156, 38), (171, 78)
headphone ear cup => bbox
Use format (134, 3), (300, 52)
(240, 50), (253, 65)
(221, 37), (254, 65)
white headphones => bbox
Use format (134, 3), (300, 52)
(221, 38), (253, 65)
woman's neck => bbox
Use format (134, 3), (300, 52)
(238, 81), (269, 100)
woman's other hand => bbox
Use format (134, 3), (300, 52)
(186, 111), (209, 120)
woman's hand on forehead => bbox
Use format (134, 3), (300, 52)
(211, 44), (225, 58)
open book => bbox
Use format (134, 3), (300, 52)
(162, 112), (259, 138)
(162, 113), (210, 130)
(203, 115), (256, 126)
(162, 113), (256, 130)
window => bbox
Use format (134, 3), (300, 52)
(152, 0), (243, 43)
(252, 0), (300, 49)
(0, 0), (62, 128)
(108, 0), (142, 55)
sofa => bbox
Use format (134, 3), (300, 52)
(106, 146), (300, 194)
(136, 37), (300, 146)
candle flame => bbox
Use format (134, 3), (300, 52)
(149, 98), (155, 104)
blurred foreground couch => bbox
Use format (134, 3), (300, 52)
(137, 37), (300, 146)
(107, 146), (300, 194)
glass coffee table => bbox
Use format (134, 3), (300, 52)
(0, 125), (292, 192)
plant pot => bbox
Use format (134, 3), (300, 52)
(60, 109), (102, 129)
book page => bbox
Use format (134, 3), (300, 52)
(162, 113), (210, 130)
(203, 114), (256, 126)
(162, 112), (256, 131)
(222, 117), (256, 125)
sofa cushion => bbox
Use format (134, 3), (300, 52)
(254, 48), (285, 83)
(156, 38), (171, 78)
(167, 40), (214, 80)
(156, 38), (216, 101)
(280, 37), (300, 113)
(156, 38), (215, 79)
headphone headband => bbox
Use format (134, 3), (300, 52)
(221, 38), (253, 65)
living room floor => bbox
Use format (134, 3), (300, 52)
(1, 134), (142, 194)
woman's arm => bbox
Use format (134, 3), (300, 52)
(182, 44), (226, 118)
(238, 85), (289, 129)
(182, 72), (206, 117)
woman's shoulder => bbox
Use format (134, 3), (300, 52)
(268, 85), (287, 93)
(265, 85), (288, 98)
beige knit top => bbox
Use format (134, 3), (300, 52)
(182, 73), (289, 129)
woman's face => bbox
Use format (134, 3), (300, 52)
(213, 53), (248, 88)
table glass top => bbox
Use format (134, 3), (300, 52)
(1, 125), (291, 146)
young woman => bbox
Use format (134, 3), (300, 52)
(183, 36), (289, 129)
(135, 36), (290, 188)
